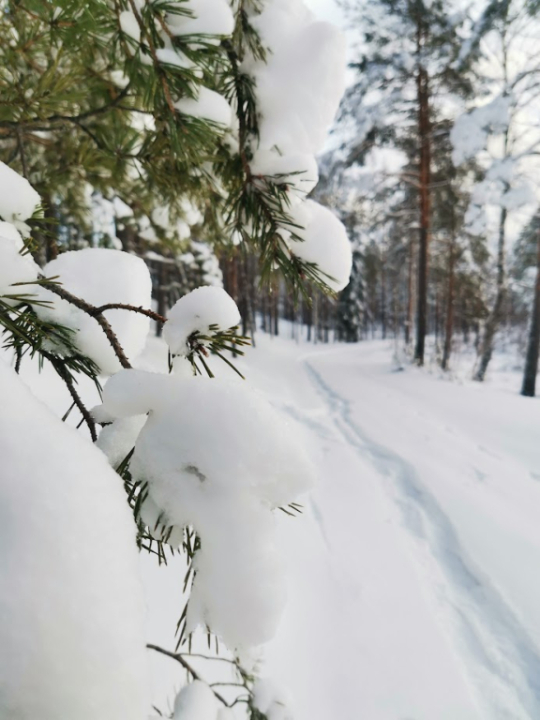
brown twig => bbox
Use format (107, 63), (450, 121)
(60, 366), (98, 441)
(94, 303), (166, 324)
(126, 0), (177, 114)
(146, 644), (230, 707)
(41, 279), (132, 369)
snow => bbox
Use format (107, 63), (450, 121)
(233, 334), (540, 720)
(288, 200), (352, 292)
(175, 87), (232, 127)
(252, 678), (293, 720)
(0, 226), (39, 305)
(451, 95), (512, 165)
(97, 414), (148, 469)
(156, 47), (195, 71)
(243, 0), (350, 292)
(163, 286), (240, 355)
(11, 318), (540, 718)
(172, 680), (219, 720)
(119, 9), (140, 42)
(34, 248), (152, 375)
(0, 360), (148, 720)
(98, 368), (316, 649)
(250, 151), (319, 202)
(248, 0), (346, 157)
(0, 161), (41, 230)
(166, 0), (234, 38)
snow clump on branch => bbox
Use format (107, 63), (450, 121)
(99, 367), (316, 649)
(34, 248), (152, 375)
(163, 285), (240, 355)
(0, 222), (40, 305)
(96, 287), (316, 650)
(0, 160), (41, 232)
(243, 0), (352, 291)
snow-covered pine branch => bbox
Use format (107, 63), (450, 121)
(0, 1), (351, 717)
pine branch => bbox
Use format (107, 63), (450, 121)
(146, 644), (231, 707)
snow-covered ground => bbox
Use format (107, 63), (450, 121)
(8, 333), (540, 719)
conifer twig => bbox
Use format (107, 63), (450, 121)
(146, 644), (230, 706)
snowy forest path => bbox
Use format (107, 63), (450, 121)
(298, 343), (540, 720)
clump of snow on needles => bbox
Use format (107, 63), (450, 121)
(163, 286), (241, 355)
(252, 678), (294, 720)
(0, 360), (148, 720)
(0, 221), (40, 305)
(242, 0), (351, 293)
(34, 248), (152, 375)
(288, 200), (352, 292)
(172, 680), (219, 720)
(0, 160), (41, 232)
(98, 367), (316, 650)
(174, 87), (232, 128)
(166, 0), (234, 38)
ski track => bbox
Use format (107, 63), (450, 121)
(303, 355), (540, 720)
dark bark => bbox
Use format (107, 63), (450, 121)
(521, 222), (540, 397)
(441, 236), (455, 370)
(414, 28), (432, 366)
(405, 237), (414, 345)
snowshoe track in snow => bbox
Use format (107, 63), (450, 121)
(304, 356), (540, 720)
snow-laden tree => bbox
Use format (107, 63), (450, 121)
(451, 0), (540, 382)
(332, 0), (474, 364)
(0, 1), (351, 718)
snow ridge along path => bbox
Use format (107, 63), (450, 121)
(305, 354), (540, 720)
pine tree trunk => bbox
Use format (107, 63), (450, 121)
(414, 38), (432, 366)
(474, 206), (507, 381)
(521, 222), (540, 397)
(441, 236), (455, 371)
(405, 237), (414, 345)
(381, 259), (387, 340)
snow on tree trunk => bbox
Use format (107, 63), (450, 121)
(0, 360), (148, 720)
(475, 205), (507, 382)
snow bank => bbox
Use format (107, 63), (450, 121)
(0, 360), (148, 720)
(163, 286), (240, 355)
(35, 248), (152, 374)
(99, 369), (316, 649)
(288, 200), (352, 292)
(0, 161), (41, 230)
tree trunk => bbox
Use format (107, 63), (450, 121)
(521, 222), (540, 397)
(474, 206), (507, 381)
(441, 235), (455, 370)
(414, 34), (432, 366)
(405, 237), (414, 345)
